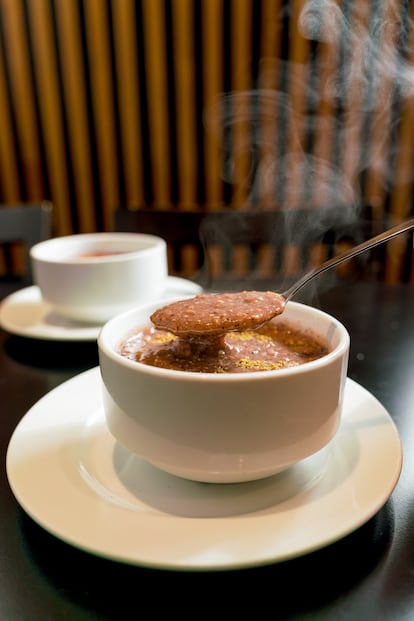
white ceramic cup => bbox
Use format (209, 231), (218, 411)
(98, 298), (350, 483)
(30, 232), (168, 322)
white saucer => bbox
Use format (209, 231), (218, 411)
(6, 367), (402, 571)
(0, 278), (202, 341)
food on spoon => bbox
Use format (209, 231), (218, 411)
(150, 290), (286, 337)
(120, 291), (327, 374)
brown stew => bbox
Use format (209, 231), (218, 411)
(120, 319), (329, 374)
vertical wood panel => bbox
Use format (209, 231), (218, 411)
(83, 0), (119, 229)
(384, 0), (414, 282)
(284, 0), (312, 210)
(172, 0), (197, 207)
(231, 0), (253, 208)
(0, 0), (44, 197)
(0, 26), (20, 200)
(54, 0), (96, 232)
(257, 0), (283, 209)
(201, 0), (224, 209)
(311, 4), (341, 210)
(141, 0), (171, 207)
(340, 3), (371, 203)
(27, 0), (72, 234)
(111, 0), (145, 208)
(361, 1), (396, 232)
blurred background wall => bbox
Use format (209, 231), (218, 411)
(0, 0), (413, 281)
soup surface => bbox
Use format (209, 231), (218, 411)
(72, 250), (128, 259)
(120, 319), (329, 373)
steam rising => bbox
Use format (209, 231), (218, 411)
(301, 0), (413, 102)
(203, 0), (413, 237)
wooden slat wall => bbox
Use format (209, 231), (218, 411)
(0, 0), (413, 281)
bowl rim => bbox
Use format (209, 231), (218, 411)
(98, 299), (350, 382)
(30, 232), (166, 263)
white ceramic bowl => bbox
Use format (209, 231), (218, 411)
(30, 233), (168, 322)
(98, 299), (350, 483)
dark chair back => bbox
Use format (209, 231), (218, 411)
(0, 202), (54, 284)
(114, 206), (374, 292)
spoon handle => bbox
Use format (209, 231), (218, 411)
(283, 217), (414, 301)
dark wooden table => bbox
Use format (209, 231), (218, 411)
(1, 279), (414, 620)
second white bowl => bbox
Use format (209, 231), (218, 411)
(31, 232), (168, 322)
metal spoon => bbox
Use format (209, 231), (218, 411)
(151, 217), (414, 337)
(282, 216), (414, 303)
